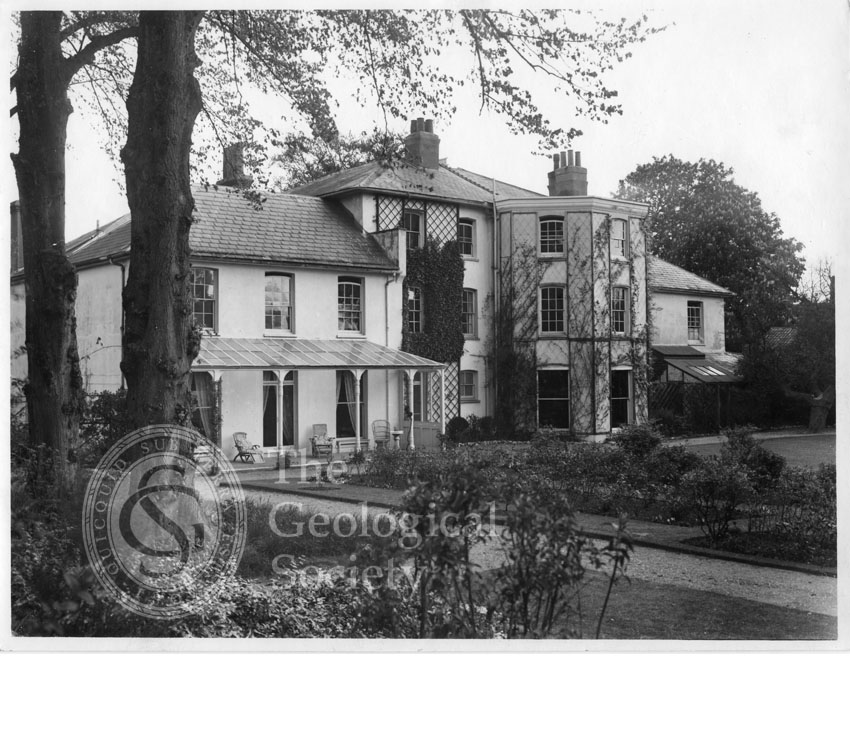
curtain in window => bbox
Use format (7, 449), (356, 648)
(281, 377), (294, 446)
(194, 372), (213, 438)
(342, 371), (357, 436)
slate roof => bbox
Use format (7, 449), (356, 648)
(288, 160), (543, 204)
(54, 187), (395, 272)
(766, 326), (797, 349)
(648, 257), (733, 296)
(195, 336), (443, 370)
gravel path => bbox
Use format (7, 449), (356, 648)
(244, 491), (837, 617)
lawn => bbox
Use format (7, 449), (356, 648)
(576, 570), (837, 640)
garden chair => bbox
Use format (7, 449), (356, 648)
(311, 424), (335, 459)
(372, 419), (391, 450)
(232, 432), (264, 463)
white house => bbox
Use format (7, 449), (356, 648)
(10, 118), (741, 455)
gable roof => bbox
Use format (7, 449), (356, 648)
(287, 160), (543, 204)
(39, 187), (395, 274)
(648, 257), (733, 296)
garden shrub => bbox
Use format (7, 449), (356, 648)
(445, 416), (469, 442)
(80, 388), (132, 465)
(681, 458), (753, 545)
(720, 427), (785, 494)
(608, 422), (662, 457)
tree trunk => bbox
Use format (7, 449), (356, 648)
(121, 11), (205, 428)
(11, 11), (85, 496)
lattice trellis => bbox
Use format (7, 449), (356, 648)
(376, 196), (459, 245)
(429, 362), (460, 423)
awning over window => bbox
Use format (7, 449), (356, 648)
(664, 357), (741, 384)
(194, 336), (444, 371)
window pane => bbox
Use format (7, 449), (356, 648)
(408, 286), (422, 333)
(540, 287), (564, 332)
(460, 370), (476, 399)
(403, 211), (421, 250)
(462, 289), (477, 336)
(538, 370), (569, 399)
(610, 370), (631, 427)
(611, 287), (627, 333)
(540, 218), (564, 254)
(610, 219), (627, 258)
(265, 274), (292, 331)
(458, 221), (474, 256)
(338, 279), (362, 331)
(191, 268), (217, 331)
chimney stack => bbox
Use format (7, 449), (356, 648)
(547, 149), (588, 197)
(217, 143), (253, 188)
(10, 201), (23, 273)
(404, 117), (440, 170)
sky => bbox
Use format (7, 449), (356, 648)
(6, 1), (850, 274)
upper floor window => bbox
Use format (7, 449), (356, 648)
(265, 273), (293, 331)
(540, 286), (565, 333)
(460, 370), (478, 402)
(190, 267), (217, 332)
(539, 216), (564, 255)
(462, 288), (478, 338)
(610, 218), (627, 259)
(457, 218), (475, 258)
(402, 209), (422, 250)
(687, 300), (704, 343)
(408, 286), (423, 334)
(611, 287), (629, 335)
(338, 277), (363, 332)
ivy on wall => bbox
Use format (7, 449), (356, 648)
(401, 238), (465, 363)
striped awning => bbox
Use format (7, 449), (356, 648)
(194, 336), (444, 371)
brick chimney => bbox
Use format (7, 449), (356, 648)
(217, 143), (253, 188)
(548, 150), (588, 197)
(404, 118), (440, 170)
(10, 201), (23, 273)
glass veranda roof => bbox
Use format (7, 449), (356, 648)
(194, 336), (444, 371)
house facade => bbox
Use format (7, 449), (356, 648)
(10, 118), (740, 455)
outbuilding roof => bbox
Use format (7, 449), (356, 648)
(54, 186), (396, 273)
(648, 257), (733, 296)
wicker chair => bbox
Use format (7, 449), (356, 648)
(310, 424), (335, 459)
(372, 420), (391, 450)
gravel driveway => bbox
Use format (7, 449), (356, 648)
(243, 490), (836, 617)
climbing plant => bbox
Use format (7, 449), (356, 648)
(401, 238), (465, 364)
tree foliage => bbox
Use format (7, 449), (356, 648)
(616, 156), (805, 350)
(275, 128), (406, 189)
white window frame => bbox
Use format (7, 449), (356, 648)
(402, 209), (423, 250)
(190, 267), (218, 334)
(457, 218), (476, 258)
(539, 285), (565, 334)
(459, 370), (478, 403)
(462, 288), (478, 339)
(338, 277), (364, 334)
(264, 272), (294, 333)
(611, 286), (629, 335)
(687, 300), (704, 344)
(408, 286), (423, 334)
(610, 218), (628, 259)
(539, 216), (564, 255)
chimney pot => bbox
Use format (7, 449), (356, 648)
(552, 154), (560, 170)
(559, 151), (567, 168)
(404, 116), (441, 169)
(575, 152), (582, 167)
(567, 150), (575, 167)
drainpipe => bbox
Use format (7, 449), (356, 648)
(491, 179), (498, 419)
(108, 256), (126, 390)
(385, 270), (400, 426)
